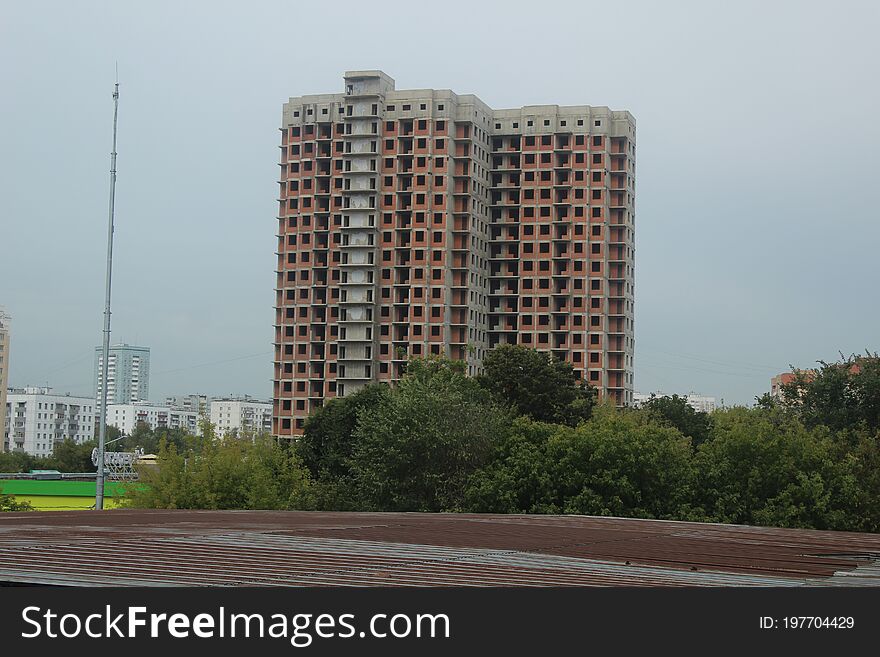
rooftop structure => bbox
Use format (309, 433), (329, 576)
(0, 511), (878, 587)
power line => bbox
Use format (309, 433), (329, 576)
(639, 347), (788, 373)
(35, 349), (94, 379)
(22, 350), (273, 391)
(150, 350), (272, 377)
(636, 359), (764, 378)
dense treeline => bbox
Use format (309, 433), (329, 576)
(0, 424), (190, 477)
(122, 347), (880, 532)
(125, 423), (310, 510)
(0, 439), (96, 474)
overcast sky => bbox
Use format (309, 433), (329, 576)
(1, 0), (878, 406)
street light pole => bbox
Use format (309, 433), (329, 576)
(96, 81), (119, 511)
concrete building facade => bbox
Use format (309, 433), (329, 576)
(3, 388), (96, 456)
(770, 370), (816, 401)
(165, 394), (209, 417)
(274, 71), (636, 435)
(684, 394), (718, 414)
(210, 397), (273, 437)
(770, 373), (796, 399)
(94, 344), (150, 404)
(0, 310), (10, 452)
(107, 402), (201, 437)
(633, 392), (717, 414)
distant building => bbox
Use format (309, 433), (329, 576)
(275, 70), (636, 436)
(633, 392), (717, 413)
(632, 392), (649, 407)
(210, 397), (272, 437)
(107, 402), (201, 437)
(0, 309), (10, 452)
(684, 394), (717, 414)
(3, 387), (96, 457)
(94, 344), (150, 404)
(165, 394), (209, 417)
(770, 370), (816, 401)
(770, 373), (796, 399)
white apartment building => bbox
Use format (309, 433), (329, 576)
(210, 397), (273, 437)
(94, 344), (150, 404)
(4, 387), (96, 456)
(0, 309), (10, 452)
(684, 394), (718, 414)
(165, 394), (209, 417)
(107, 402), (202, 437)
(633, 392), (717, 413)
(632, 392), (652, 408)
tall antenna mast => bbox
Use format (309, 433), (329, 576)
(96, 77), (119, 510)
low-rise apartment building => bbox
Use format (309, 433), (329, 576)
(4, 387), (96, 456)
(210, 397), (273, 437)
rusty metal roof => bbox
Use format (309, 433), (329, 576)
(0, 510), (878, 587)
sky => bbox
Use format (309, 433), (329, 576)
(1, 0), (878, 406)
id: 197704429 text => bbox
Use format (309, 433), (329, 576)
(759, 616), (855, 630)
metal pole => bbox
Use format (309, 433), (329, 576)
(96, 81), (119, 510)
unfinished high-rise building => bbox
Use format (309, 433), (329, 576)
(274, 71), (635, 436)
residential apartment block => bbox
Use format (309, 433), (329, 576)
(770, 369), (816, 401)
(94, 344), (150, 404)
(165, 394), (209, 417)
(0, 309), (9, 452)
(274, 71), (636, 436)
(633, 392), (717, 413)
(209, 397), (273, 437)
(683, 393), (718, 414)
(4, 387), (96, 456)
(107, 402), (201, 437)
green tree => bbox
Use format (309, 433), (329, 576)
(693, 407), (863, 530)
(297, 383), (390, 480)
(477, 344), (596, 426)
(123, 439), (189, 508)
(125, 435), (312, 510)
(351, 356), (514, 511)
(836, 428), (880, 532)
(852, 355), (880, 432)
(46, 439), (96, 472)
(1, 493), (33, 512)
(111, 424), (189, 454)
(639, 394), (712, 447)
(782, 354), (880, 433)
(753, 392), (777, 410)
(295, 384), (391, 511)
(466, 407), (697, 519)
(94, 423), (122, 443)
(0, 450), (38, 473)
(464, 418), (559, 514)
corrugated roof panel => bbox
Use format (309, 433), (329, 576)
(0, 510), (877, 587)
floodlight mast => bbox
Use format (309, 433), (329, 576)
(96, 81), (119, 511)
